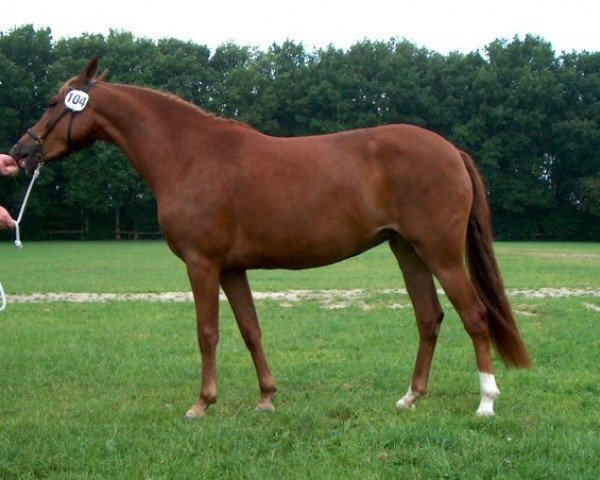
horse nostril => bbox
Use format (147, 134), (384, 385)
(9, 143), (21, 159)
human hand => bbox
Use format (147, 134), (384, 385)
(0, 206), (15, 230)
(0, 154), (19, 176)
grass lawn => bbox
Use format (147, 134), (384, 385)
(1, 240), (599, 293)
(0, 241), (599, 478)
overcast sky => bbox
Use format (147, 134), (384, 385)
(1, 0), (599, 54)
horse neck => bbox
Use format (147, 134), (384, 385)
(93, 83), (215, 193)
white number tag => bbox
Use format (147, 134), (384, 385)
(64, 90), (89, 112)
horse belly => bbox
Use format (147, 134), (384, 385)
(227, 188), (391, 270)
(229, 230), (389, 270)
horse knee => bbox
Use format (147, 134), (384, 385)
(417, 310), (445, 340)
(198, 326), (219, 351)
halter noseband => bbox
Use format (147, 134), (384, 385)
(26, 79), (96, 162)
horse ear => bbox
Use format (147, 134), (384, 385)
(80, 56), (99, 83)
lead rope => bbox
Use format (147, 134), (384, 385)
(0, 281), (6, 311)
(14, 163), (43, 249)
(0, 163), (43, 311)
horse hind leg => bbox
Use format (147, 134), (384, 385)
(220, 269), (277, 412)
(434, 263), (500, 416)
(390, 236), (444, 411)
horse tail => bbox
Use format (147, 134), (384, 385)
(460, 150), (531, 368)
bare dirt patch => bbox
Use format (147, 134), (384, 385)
(522, 252), (600, 260)
(5, 287), (600, 310)
(584, 302), (600, 313)
(507, 287), (600, 298)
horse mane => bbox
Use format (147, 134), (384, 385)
(61, 76), (78, 93)
(120, 83), (258, 132)
(60, 75), (257, 132)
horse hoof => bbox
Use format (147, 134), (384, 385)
(395, 388), (421, 411)
(395, 399), (417, 411)
(183, 413), (205, 422)
(184, 411), (205, 421)
(255, 403), (275, 413)
(476, 408), (495, 417)
(184, 404), (207, 420)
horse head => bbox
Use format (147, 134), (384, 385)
(10, 57), (103, 175)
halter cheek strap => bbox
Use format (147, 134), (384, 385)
(66, 79), (96, 148)
(67, 113), (77, 150)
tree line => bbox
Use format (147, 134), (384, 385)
(1, 26), (599, 241)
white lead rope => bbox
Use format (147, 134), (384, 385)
(14, 163), (43, 249)
(0, 281), (6, 311)
(1, 163), (43, 311)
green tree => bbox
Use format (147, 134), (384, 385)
(456, 36), (565, 237)
(149, 38), (213, 104)
(0, 25), (54, 148)
(1, 26), (599, 241)
(0, 26), (56, 239)
(208, 42), (256, 118)
(549, 50), (600, 234)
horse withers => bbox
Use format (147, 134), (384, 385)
(10, 57), (530, 418)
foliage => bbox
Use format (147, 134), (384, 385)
(0, 27), (599, 240)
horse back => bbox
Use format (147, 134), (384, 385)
(202, 124), (472, 269)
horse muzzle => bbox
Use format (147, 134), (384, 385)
(9, 140), (41, 176)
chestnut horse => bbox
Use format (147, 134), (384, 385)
(11, 57), (529, 418)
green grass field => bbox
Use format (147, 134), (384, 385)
(1, 241), (599, 479)
(1, 241), (599, 293)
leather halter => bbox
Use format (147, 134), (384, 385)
(25, 79), (96, 162)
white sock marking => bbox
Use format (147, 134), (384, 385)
(476, 371), (500, 416)
(396, 387), (421, 411)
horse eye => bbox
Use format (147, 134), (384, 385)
(47, 102), (57, 109)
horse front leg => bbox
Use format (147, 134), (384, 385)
(184, 259), (221, 420)
(221, 269), (277, 412)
